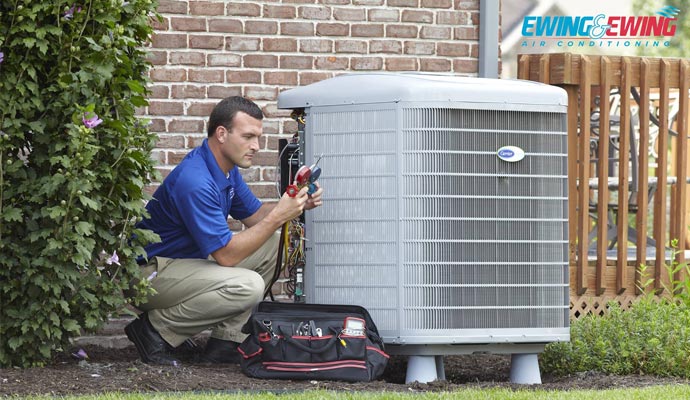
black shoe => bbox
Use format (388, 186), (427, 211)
(124, 313), (180, 366)
(199, 337), (241, 364)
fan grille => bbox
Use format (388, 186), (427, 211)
(308, 106), (569, 341)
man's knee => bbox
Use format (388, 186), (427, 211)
(244, 271), (266, 302)
(220, 270), (264, 304)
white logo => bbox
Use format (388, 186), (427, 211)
(497, 146), (525, 162)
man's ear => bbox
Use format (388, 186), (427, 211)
(215, 125), (228, 143)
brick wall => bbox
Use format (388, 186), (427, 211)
(146, 0), (481, 185)
(144, 0), (483, 297)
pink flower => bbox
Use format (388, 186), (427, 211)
(64, 5), (82, 20)
(71, 348), (89, 360)
(82, 113), (103, 129)
(105, 251), (120, 266)
(0, 51), (4, 64)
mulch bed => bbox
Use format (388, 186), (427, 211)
(1, 342), (688, 396)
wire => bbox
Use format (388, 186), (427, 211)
(275, 138), (298, 198)
(281, 219), (306, 298)
(271, 111), (307, 299)
(265, 223), (288, 301)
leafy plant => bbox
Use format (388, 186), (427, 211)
(658, 239), (690, 307)
(541, 299), (690, 378)
(0, 0), (161, 367)
(541, 238), (690, 378)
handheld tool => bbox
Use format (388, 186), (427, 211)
(286, 154), (323, 197)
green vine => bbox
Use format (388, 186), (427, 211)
(0, 0), (161, 367)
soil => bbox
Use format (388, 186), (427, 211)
(1, 338), (688, 397)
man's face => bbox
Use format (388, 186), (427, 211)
(218, 111), (262, 169)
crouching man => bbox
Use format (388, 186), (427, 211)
(126, 96), (323, 365)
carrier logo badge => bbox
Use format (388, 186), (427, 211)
(497, 146), (525, 162)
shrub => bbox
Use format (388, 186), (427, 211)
(541, 244), (690, 378)
(541, 299), (690, 378)
(0, 0), (160, 367)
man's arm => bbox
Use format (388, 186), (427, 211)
(241, 183), (322, 228)
(241, 202), (277, 228)
(211, 187), (309, 266)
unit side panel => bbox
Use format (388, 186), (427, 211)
(305, 105), (399, 334)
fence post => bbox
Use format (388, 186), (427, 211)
(616, 57), (632, 294)
(636, 59), (652, 294)
(576, 56), (592, 295)
(672, 60), (689, 270)
(653, 60), (671, 292)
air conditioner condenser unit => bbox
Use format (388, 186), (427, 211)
(277, 73), (570, 384)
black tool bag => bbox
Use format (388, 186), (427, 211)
(238, 301), (389, 382)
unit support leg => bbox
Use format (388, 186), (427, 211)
(509, 353), (542, 384)
(406, 355), (446, 384)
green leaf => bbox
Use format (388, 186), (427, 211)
(62, 319), (80, 333)
(39, 344), (51, 358)
(78, 195), (100, 210)
(126, 80), (145, 93)
(133, 228), (161, 245)
(74, 221), (94, 236)
(8, 337), (24, 350)
(49, 312), (59, 326)
(37, 41), (49, 55)
(46, 206), (67, 219)
(84, 37), (103, 51)
(21, 37), (36, 48)
(94, 63), (115, 79)
(58, 300), (70, 314)
(84, 316), (100, 330)
(130, 95), (148, 107)
(46, 239), (64, 251)
(2, 207), (22, 222)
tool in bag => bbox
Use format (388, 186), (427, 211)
(237, 302), (389, 382)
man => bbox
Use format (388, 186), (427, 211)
(125, 96), (323, 365)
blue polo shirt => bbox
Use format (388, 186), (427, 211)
(139, 139), (262, 260)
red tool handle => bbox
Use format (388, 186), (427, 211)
(286, 185), (299, 197)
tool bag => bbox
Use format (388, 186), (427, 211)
(237, 301), (389, 382)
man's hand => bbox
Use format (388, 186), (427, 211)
(270, 186), (310, 225)
(305, 181), (323, 211)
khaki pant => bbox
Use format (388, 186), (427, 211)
(136, 232), (280, 347)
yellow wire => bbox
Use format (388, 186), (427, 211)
(282, 222), (290, 261)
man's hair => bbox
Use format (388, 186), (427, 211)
(207, 96), (264, 137)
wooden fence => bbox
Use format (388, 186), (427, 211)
(518, 53), (689, 317)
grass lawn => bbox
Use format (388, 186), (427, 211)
(20, 385), (690, 400)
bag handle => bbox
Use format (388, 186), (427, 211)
(284, 335), (338, 354)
